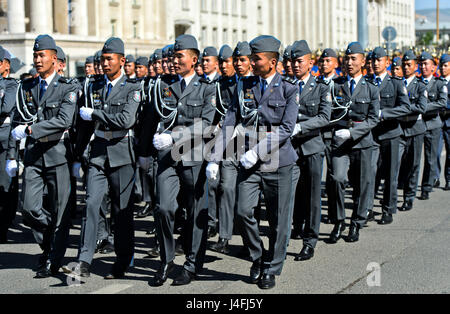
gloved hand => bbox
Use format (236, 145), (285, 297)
(292, 123), (302, 136)
(153, 133), (173, 151)
(80, 107), (94, 121)
(335, 129), (351, 141)
(379, 110), (384, 120)
(240, 150), (259, 170)
(139, 157), (151, 171)
(72, 162), (82, 179)
(11, 125), (28, 141)
(5, 160), (18, 178)
(206, 162), (219, 181)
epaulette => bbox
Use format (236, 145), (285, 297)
(126, 78), (138, 83)
(419, 77), (429, 84)
(282, 76), (297, 85)
(391, 76), (403, 81)
(161, 74), (178, 85)
(58, 77), (75, 84)
(315, 76), (330, 85)
(438, 76), (447, 82)
(366, 78), (378, 86)
(334, 76), (347, 84)
(199, 77), (213, 84)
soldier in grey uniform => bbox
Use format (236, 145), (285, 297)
(208, 45), (238, 254)
(418, 52), (447, 200)
(289, 40), (331, 261)
(370, 47), (411, 225)
(139, 34), (216, 286)
(282, 45), (294, 79)
(8, 35), (79, 278)
(124, 55), (136, 79)
(439, 54), (450, 191)
(209, 35), (299, 290)
(328, 42), (380, 244)
(72, 37), (141, 279)
(202, 47), (221, 83)
(0, 46), (19, 243)
(398, 50), (428, 211)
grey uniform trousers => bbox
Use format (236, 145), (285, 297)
(155, 162), (208, 274)
(216, 160), (239, 240)
(21, 163), (72, 267)
(398, 134), (424, 203)
(78, 163), (135, 269)
(236, 164), (294, 276)
(422, 128), (441, 192)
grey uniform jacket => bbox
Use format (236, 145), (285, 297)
(423, 76), (447, 131)
(75, 74), (141, 169)
(291, 75), (331, 156)
(0, 77), (18, 146)
(8, 74), (79, 167)
(401, 77), (428, 137)
(139, 74), (216, 167)
(331, 76), (380, 150)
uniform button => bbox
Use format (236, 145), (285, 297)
(179, 115), (182, 119)
(178, 103), (182, 107)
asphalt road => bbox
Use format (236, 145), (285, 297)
(0, 159), (449, 295)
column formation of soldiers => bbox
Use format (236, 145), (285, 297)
(0, 31), (449, 290)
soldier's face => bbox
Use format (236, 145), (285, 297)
(219, 57), (235, 77)
(419, 59), (435, 78)
(148, 64), (156, 77)
(345, 54), (365, 77)
(372, 57), (388, 75)
(440, 61), (450, 78)
(154, 59), (163, 75)
(136, 65), (148, 78)
(85, 63), (95, 76)
(283, 59), (294, 77)
(173, 50), (197, 77)
(102, 53), (125, 79)
(320, 57), (338, 76)
(403, 60), (417, 78)
(233, 56), (251, 77)
(33, 50), (57, 77)
(162, 58), (170, 74)
(0, 61), (4, 76)
(251, 53), (276, 78)
(124, 62), (135, 76)
(202, 56), (218, 75)
(293, 54), (313, 79)
(392, 66), (403, 78)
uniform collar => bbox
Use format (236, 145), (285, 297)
(298, 74), (311, 86)
(445, 75), (450, 83)
(178, 72), (196, 87)
(376, 71), (388, 82)
(206, 71), (218, 82)
(405, 75), (415, 87)
(39, 70), (57, 86)
(260, 72), (277, 86)
(106, 73), (124, 87)
(347, 74), (363, 86)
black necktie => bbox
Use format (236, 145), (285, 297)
(106, 83), (113, 99)
(350, 79), (356, 95)
(375, 77), (382, 87)
(261, 79), (267, 95)
(299, 81), (305, 94)
(180, 79), (186, 93)
(39, 80), (47, 101)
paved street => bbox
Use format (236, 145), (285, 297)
(1, 158), (449, 295)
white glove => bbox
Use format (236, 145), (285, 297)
(417, 114), (422, 121)
(206, 162), (219, 181)
(379, 110), (384, 120)
(5, 160), (18, 178)
(292, 123), (302, 136)
(240, 150), (259, 170)
(335, 129), (351, 140)
(12, 125), (28, 141)
(80, 107), (94, 121)
(153, 133), (173, 151)
(139, 157), (151, 171)
(72, 162), (82, 179)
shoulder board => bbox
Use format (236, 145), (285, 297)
(391, 76), (403, 81)
(334, 76), (347, 84)
(365, 78), (378, 86)
(315, 76), (329, 85)
(438, 77), (447, 82)
(126, 78), (138, 83)
(282, 76), (297, 85)
(199, 77), (213, 84)
(419, 77), (429, 84)
(58, 77), (74, 84)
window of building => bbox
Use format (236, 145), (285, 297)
(222, 0), (228, 14)
(201, 0), (208, 12)
(182, 0), (189, 10)
(213, 27), (218, 46)
(257, 4), (262, 24)
(242, 30), (247, 41)
(223, 28), (228, 43)
(133, 21), (138, 39)
(201, 26), (208, 47)
(111, 19), (117, 36)
(212, 0), (218, 13)
(232, 0), (238, 15)
(241, 0), (247, 17)
(232, 29), (238, 45)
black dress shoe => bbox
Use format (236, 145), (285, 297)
(419, 191), (429, 200)
(35, 263), (59, 278)
(172, 269), (196, 286)
(290, 228), (303, 240)
(210, 238), (230, 254)
(434, 179), (440, 188)
(258, 274), (275, 290)
(345, 225), (360, 243)
(399, 201), (413, 212)
(294, 246), (314, 261)
(175, 238), (184, 256)
(136, 203), (153, 218)
(147, 245), (160, 258)
(98, 240), (114, 254)
(249, 258), (262, 284)
(207, 226), (217, 239)
(146, 227), (156, 235)
(154, 261), (175, 286)
(366, 210), (375, 222)
(444, 182), (450, 191)
(378, 213), (393, 225)
(36, 254), (49, 271)
(329, 221), (345, 244)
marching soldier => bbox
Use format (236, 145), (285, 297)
(0, 46), (19, 243)
(370, 47), (411, 225)
(391, 57), (404, 78)
(208, 45), (238, 254)
(7, 35), (79, 277)
(282, 45), (294, 79)
(398, 50), (428, 212)
(202, 47), (220, 82)
(139, 34), (216, 286)
(94, 51), (104, 75)
(85, 56), (95, 77)
(233, 42), (253, 78)
(153, 49), (164, 76)
(209, 35), (299, 289)
(56, 46), (66, 76)
(124, 55), (136, 79)
(72, 37), (141, 279)
(439, 54), (450, 191)
(418, 52), (447, 200)
(135, 57), (149, 79)
(328, 42), (380, 243)
(290, 40), (331, 261)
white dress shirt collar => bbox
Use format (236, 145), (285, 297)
(39, 71), (57, 87)
(347, 74), (363, 87)
(179, 72), (196, 88)
(106, 73), (124, 87)
(260, 72), (277, 87)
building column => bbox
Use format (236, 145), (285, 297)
(71, 0), (89, 36)
(30, 0), (53, 33)
(7, 0), (25, 34)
